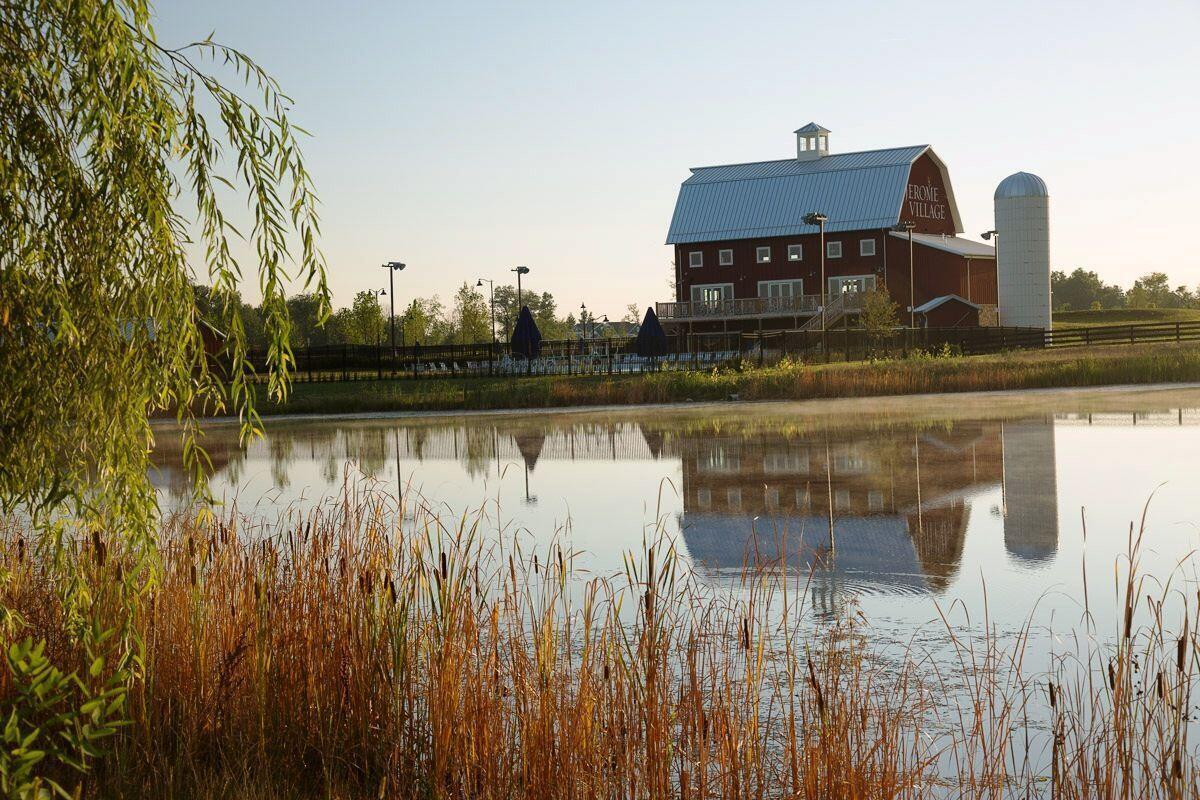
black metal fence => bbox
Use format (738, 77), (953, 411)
(246, 320), (1200, 383)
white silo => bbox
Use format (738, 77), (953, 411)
(994, 172), (1051, 329)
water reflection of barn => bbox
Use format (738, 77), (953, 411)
(672, 421), (1005, 592)
(149, 414), (1060, 582)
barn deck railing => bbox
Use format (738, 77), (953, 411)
(657, 294), (821, 321)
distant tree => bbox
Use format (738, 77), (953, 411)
(1051, 269), (1126, 311)
(492, 284), (574, 339)
(623, 303), (641, 324)
(451, 282), (490, 344)
(1126, 272), (1192, 309)
(400, 297), (447, 346)
(287, 293), (331, 347)
(344, 290), (387, 345)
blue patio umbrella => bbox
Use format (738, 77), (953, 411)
(510, 305), (542, 359)
(634, 306), (669, 358)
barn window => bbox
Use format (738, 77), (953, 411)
(756, 246), (771, 263)
(787, 244), (803, 261)
(719, 249), (733, 266)
(859, 238), (876, 257)
(827, 241), (843, 259)
(689, 251), (703, 268)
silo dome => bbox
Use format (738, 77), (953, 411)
(995, 171), (1048, 200)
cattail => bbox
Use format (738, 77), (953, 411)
(1178, 619), (1189, 672)
(1048, 681), (1057, 709)
(92, 530), (106, 567)
(808, 656), (826, 720)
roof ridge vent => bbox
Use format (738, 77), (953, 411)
(795, 122), (830, 162)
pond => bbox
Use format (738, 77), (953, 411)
(151, 385), (1200, 670)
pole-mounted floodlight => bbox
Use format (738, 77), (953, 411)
(892, 222), (916, 328)
(476, 278), (496, 344)
(804, 212), (829, 333)
(511, 265), (530, 308)
(981, 230), (997, 241)
(380, 261), (407, 351)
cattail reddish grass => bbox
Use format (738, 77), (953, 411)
(1, 485), (1199, 798)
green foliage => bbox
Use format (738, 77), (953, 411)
(450, 282), (490, 344)
(1127, 272), (1197, 310)
(399, 297), (447, 347)
(492, 285), (569, 339)
(1, 3), (326, 791)
(858, 288), (900, 340)
(331, 290), (386, 345)
(1, 636), (128, 799)
(909, 342), (963, 360)
(1, 0), (330, 526)
(1051, 268), (1126, 312)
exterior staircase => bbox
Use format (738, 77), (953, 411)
(798, 292), (848, 332)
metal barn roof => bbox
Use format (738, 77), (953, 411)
(666, 145), (960, 244)
(889, 231), (996, 258)
(912, 294), (981, 314)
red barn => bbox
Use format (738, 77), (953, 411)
(657, 124), (997, 334)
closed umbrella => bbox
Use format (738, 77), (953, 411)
(635, 306), (669, 359)
(510, 305), (542, 360)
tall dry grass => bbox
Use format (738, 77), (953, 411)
(1, 487), (1198, 798)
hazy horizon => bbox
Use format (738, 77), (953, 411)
(156, 0), (1200, 314)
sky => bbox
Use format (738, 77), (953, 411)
(155, 0), (1200, 315)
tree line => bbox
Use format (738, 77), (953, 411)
(196, 282), (641, 349)
(1052, 269), (1200, 312)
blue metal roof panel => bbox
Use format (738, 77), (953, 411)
(685, 145), (927, 185)
(667, 163), (912, 244)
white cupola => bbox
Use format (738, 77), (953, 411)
(795, 122), (830, 161)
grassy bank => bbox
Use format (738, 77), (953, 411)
(2, 489), (1196, 798)
(1055, 307), (1200, 328)
(259, 342), (1200, 416)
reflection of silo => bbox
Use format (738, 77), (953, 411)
(1001, 420), (1059, 562)
(995, 172), (1051, 330)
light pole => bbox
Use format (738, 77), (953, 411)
(380, 261), (406, 352)
(982, 230), (999, 324)
(580, 302), (590, 338)
(893, 222), (915, 328)
(512, 265), (530, 308)
(476, 278), (496, 342)
(477, 278), (497, 375)
(803, 212), (828, 331)
(373, 288), (386, 347)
